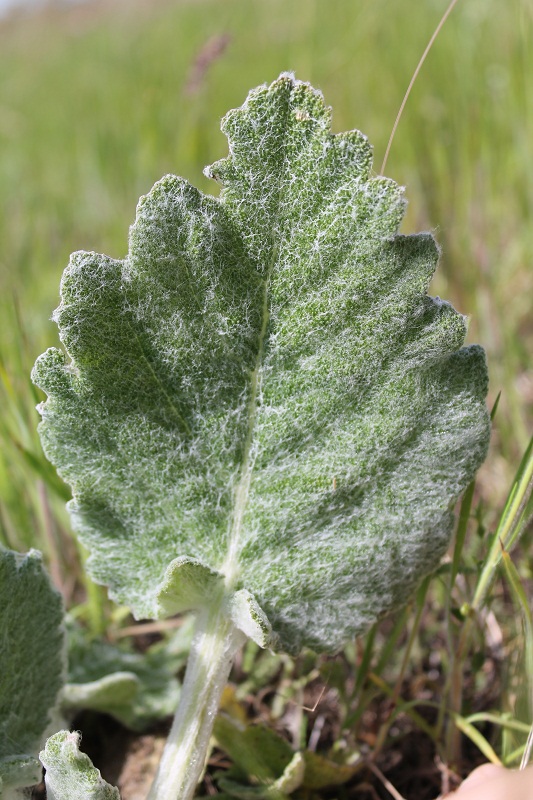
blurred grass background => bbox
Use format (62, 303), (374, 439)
(0, 0), (532, 780)
(0, 0), (532, 580)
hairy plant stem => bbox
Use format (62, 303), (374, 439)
(147, 598), (246, 800)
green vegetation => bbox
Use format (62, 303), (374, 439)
(0, 547), (64, 798)
(0, 1), (531, 797)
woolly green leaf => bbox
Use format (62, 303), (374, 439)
(33, 74), (490, 654)
(0, 755), (43, 794)
(0, 548), (64, 794)
(213, 714), (318, 798)
(40, 731), (120, 800)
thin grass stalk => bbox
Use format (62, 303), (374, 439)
(380, 0), (461, 174)
(446, 436), (533, 764)
(371, 576), (431, 757)
(367, 673), (437, 741)
(77, 543), (108, 637)
(520, 725), (533, 770)
(438, 480), (476, 743)
(354, 623), (377, 697)
(346, 607), (410, 732)
(500, 546), (533, 765)
(374, 605), (412, 676)
(474, 436), (533, 610)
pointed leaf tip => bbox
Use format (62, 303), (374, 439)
(40, 731), (120, 800)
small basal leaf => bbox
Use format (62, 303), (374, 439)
(213, 715), (294, 783)
(40, 731), (120, 800)
(33, 73), (490, 654)
(62, 619), (182, 731)
(214, 716), (305, 798)
(0, 548), (64, 793)
(302, 751), (361, 790)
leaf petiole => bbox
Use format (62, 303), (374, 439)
(147, 597), (245, 800)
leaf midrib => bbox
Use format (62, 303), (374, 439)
(220, 265), (273, 588)
(220, 96), (292, 589)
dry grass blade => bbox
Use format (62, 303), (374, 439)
(367, 762), (407, 800)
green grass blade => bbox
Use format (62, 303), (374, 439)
(473, 434), (533, 612)
(451, 713), (503, 765)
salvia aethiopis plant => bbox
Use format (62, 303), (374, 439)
(32, 74), (490, 800)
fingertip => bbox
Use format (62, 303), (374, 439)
(458, 763), (505, 791)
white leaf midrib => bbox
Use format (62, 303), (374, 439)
(220, 263), (273, 588)
(221, 99), (292, 589)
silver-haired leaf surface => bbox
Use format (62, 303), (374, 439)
(40, 732), (120, 800)
(33, 74), (490, 654)
(0, 548), (64, 793)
